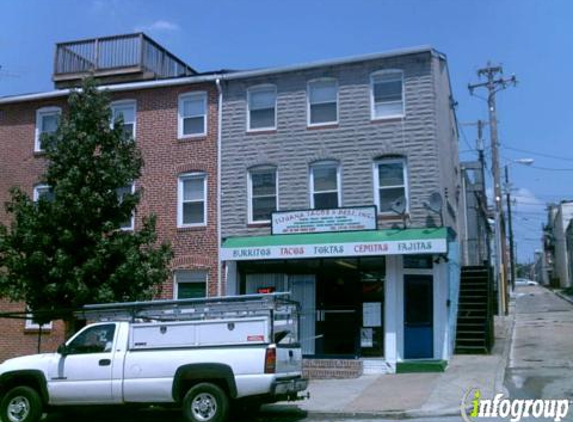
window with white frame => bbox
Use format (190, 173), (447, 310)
(310, 161), (340, 209)
(33, 184), (55, 202)
(117, 183), (135, 230)
(35, 107), (61, 152)
(174, 269), (207, 299)
(370, 70), (404, 119)
(178, 92), (207, 138)
(308, 79), (338, 126)
(248, 85), (276, 131)
(373, 158), (408, 214)
(178, 173), (207, 227)
(111, 100), (136, 139)
(25, 312), (53, 331)
(248, 167), (277, 223)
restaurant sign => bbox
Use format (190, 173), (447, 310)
(272, 206), (377, 235)
(221, 238), (448, 261)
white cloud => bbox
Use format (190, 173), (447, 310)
(136, 20), (180, 33)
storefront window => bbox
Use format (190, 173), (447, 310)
(237, 256), (386, 358)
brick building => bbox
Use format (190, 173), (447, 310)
(0, 34), (222, 361)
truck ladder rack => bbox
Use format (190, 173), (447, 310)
(76, 293), (298, 323)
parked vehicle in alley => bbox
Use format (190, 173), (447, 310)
(515, 278), (539, 286)
(0, 294), (308, 422)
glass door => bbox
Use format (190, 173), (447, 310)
(316, 260), (359, 356)
(290, 275), (316, 355)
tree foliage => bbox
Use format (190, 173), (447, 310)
(0, 79), (173, 327)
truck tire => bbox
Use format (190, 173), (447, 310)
(0, 386), (42, 422)
(182, 383), (229, 422)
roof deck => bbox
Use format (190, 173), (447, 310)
(53, 33), (196, 88)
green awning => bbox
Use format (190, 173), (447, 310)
(222, 228), (448, 261)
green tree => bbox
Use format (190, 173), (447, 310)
(0, 79), (173, 335)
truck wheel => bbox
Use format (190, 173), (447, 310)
(182, 383), (229, 422)
(0, 386), (42, 422)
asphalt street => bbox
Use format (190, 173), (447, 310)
(505, 285), (573, 402)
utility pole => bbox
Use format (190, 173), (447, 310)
(469, 63), (517, 315)
(476, 120), (491, 267)
(505, 165), (516, 293)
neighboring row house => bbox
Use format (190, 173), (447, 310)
(542, 201), (573, 287)
(0, 34), (465, 374)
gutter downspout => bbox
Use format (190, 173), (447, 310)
(215, 77), (223, 297)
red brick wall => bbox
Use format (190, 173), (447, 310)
(0, 82), (220, 361)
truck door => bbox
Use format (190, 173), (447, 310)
(48, 323), (117, 405)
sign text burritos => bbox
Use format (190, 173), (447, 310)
(272, 206), (377, 235)
(221, 238), (447, 261)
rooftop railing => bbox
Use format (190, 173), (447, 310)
(53, 33), (195, 87)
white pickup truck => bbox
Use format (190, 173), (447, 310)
(0, 294), (308, 422)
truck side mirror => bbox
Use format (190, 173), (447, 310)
(57, 344), (68, 356)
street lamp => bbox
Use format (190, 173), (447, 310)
(505, 158), (534, 292)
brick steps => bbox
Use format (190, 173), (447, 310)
(303, 358), (363, 379)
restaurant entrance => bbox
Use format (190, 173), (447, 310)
(238, 256), (385, 358)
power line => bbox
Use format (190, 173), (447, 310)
(502, 145), (573, 162)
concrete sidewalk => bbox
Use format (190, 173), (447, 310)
(273, 314), (514, 418)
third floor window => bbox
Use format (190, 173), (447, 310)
(247, 85), (276, 131)
(111, 100), (136, 139)
(308, 79), (338, 126)
(178, 92), (207, 138)
(35, 107), (61, 152)
(371, 70), (404, 120)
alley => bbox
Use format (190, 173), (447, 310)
(505, 285), (573, 401)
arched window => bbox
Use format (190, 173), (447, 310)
(373, 156), (408, 214)
(248, 165), (278, 223)
(310, 160), (340, 209)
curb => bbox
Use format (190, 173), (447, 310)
(301, 409), (461, 420)
(554, 290), (573, 306)
(494, 301), (516, 395)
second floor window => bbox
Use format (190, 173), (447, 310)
(308, 79), (338, 126)
(248, 85), (276, 131)
(35, 107), (61, 152)
(33, 184), (54, 202)
(310, 161), (340, 209)
(111, 101), (136, 139)
(116, 183), (135, 230)
(371, 70), (404, 119)
(248, 167), (277, 223)
(178, 92), (207, 138)
(178, 173), (207, 227)
(374, 158), (408, 214)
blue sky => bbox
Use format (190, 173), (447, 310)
(1, 0), (572, 262)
